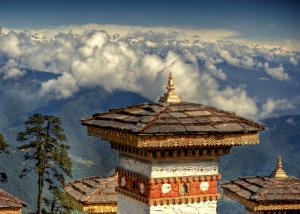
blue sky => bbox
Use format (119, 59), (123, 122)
(0, 0), (299, 41)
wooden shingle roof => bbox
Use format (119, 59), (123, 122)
(222, 157), (300, 211)
(64, 175), (117, 205)
(0, 188), (26, 208)
(81, 102), (264, 135)
(222, 176), (300, 203)
(81, 72), (264, 149)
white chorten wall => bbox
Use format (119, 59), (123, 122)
(150, 200), (217, 214)
(117, 154), (218, 214)
(117, 194), (217, 214)
(117, 194), (149, 214)
(119, 154), (219, 178)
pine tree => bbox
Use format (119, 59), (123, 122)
(0, 133), (8, 182)
(17, 114), (72, 214)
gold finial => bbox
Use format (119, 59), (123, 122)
(272, 155), (288, 178)
(159, 72), (181, 103)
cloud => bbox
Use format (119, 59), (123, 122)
(210, 87), (258, 118)
(259, 76), (270, 81)
(4, 23), (300, 52)
(70, 155), (95, 167)
(218, 50), (256, 70)
(229, 38), (300, 52)
(260, 98), (294, 118)
(0, 59), (25, 79)
(4, 23), (240, 42)
(286, 118), (295, 125)
(264, 63), (289, 81)
(204, 61), (226, 80)
(0, 25), (298, 119)
(219, 50), (240, 66)
(289, 56), (298, 65)
(40, 73), (79, 98)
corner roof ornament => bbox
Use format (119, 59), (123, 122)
(159, 72), (181, 103)
(272, 155), (288, 178)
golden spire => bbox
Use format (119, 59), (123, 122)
(272, 155), (288, 178)
(159, 72), (181, 103)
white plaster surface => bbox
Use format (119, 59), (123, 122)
(119, 154), (219, 178)
(150, 200), (217, 214)
(119, 154), (151, 177)
(117, 194), (217, 214)
(117, 194), (149, 214)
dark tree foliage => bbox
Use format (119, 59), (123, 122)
(0, 133), (8, 182)
(0, 133), (8, 152)
(44, 188), (81, 214)
(17, 114), (72, 214)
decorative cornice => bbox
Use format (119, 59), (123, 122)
(223, 189), (258, 211)
(223, 189), (300, 211)
(87, 126), (259, 149)
(0, 207), (22, 211)
(116, 166), (221, 183)
(255, 203), (300, 211)
(82, 204), (117, 213)
(113, 142), (230, 161)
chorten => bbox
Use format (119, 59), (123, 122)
(81, 72), (264, 214)
(222, 156), (300, 213)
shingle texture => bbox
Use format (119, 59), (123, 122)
(222, 176), (300, 203)
(64, 175), (117, 205)
(81, 102), (264, 135)
(0, 188), (26, 208)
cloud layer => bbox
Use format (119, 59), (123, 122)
(0, 24), (299, 119)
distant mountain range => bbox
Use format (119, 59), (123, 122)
(0, 70), (299, 213)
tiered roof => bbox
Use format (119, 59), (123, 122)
(64, 175), (117, 205)
(82, 102), (264, 135)
(81, 72), (264, 149)
(222, 156), (300, 211)
(222, 176), (300, 203)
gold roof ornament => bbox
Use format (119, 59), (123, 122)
(159, 72), (181, 103)
(272, 155), (288, 178)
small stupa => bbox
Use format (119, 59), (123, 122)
(222, 156), (300, 213)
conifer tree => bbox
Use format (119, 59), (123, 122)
(17, 114), (72, 214)
(0, 133), (8, 182)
